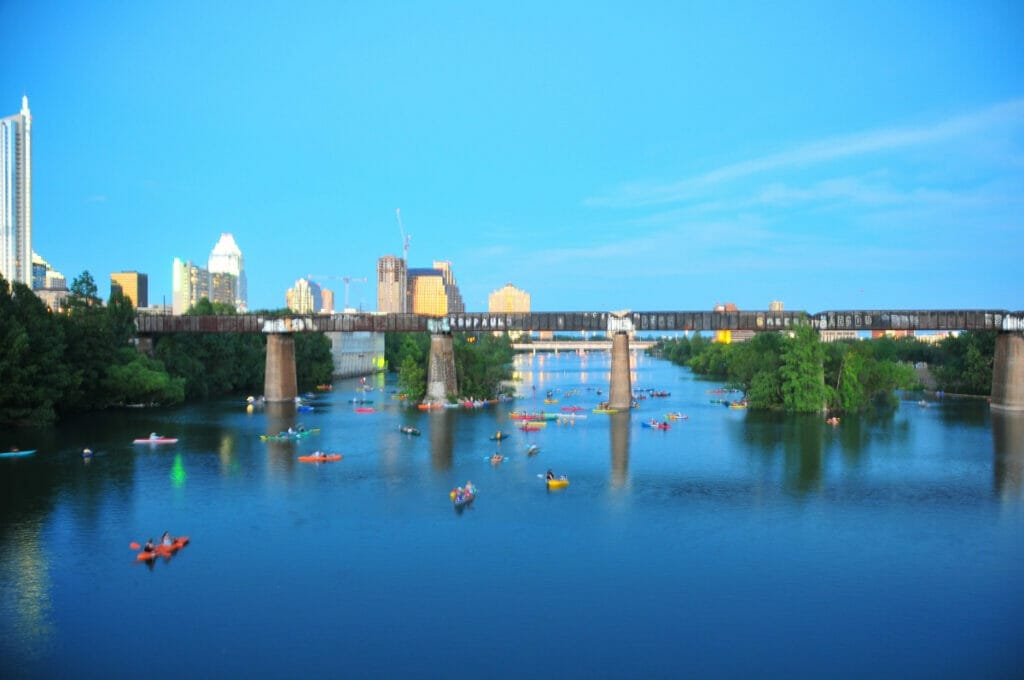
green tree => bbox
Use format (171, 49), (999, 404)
(779, 325), (828, 413)
(931, 331), (995, 395)
(454, 334), (513, 399)
(0, 278), (70, 424)
(60, 271), (119, 411)
(102, 349), (185, 405)
(295, 333), (334, 390)
(398, 354), (426, 401)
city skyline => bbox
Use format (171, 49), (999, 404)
(1, 3), (1021, 312)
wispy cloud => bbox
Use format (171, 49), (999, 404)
(589, 98), (1024, 208)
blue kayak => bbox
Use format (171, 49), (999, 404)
(0, 449), (36, 458)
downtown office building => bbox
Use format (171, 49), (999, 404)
(0, 96), (31, 286)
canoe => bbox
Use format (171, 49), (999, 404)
(399, 426), (421, 436)
(519, 423), (544, 431)
(259, 428), (320, 442)
(298, 454), (342, 462)
(488, 432), (510, 440)
(560, 406), (585, 412)
(417, 403), (444, 410)
(136, 536), (190, 561)
(642, 421), (671, 430)
(546, 477), (570, 489)
(0, 449), (36, 458)
(133, 437), (178, 444)
(355, 407), (375, 414)
(450, 489), (476, 508)
(592, 409), (618, 414)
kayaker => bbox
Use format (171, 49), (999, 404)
(546, 469), (555, 480)
(144, 539), (155, 552)
(161, 531), (173, 546)
(149, 432), (159, 440)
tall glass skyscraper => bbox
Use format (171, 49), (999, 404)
(208, 233), (246, 311)
(0, 96), (32, 286)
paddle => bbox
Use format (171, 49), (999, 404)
(129, 542), (140, 550)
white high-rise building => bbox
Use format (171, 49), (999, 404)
(208, 233), (246, 311)
(0, 96), (32, 286)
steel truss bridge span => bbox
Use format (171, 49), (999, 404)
(136, 309), (1024, 335)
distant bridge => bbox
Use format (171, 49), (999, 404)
(135, 309), (1024, 411)
(511, 340), (656, 353)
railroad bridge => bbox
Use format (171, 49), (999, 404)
(136, 309), (1024, 411)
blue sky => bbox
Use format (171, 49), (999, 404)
(2, 1), (1021, 313)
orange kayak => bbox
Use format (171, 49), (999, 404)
(298, 454), (342, 462)
(136, 536), (190, 561)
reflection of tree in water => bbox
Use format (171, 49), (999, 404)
(935, 395), (991, 429)
(738, 410), (818, 495)
(429, 411), (454, 470)
(833, 404), (907, 466)
(781, 414), (825, 495)
(739, 406), (909, 496)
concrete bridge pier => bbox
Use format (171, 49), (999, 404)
(135, 335), (154, 356)
(608, 333), (633, 410)
(426, 320), (458, 404)
(265, 333), (298, 403)
(607, 312), (634, 411)
(992, 333), (1024, 412)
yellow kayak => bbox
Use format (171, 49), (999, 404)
(546, 477), (569, 489)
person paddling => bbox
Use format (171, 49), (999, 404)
(161, 531), (173, 547)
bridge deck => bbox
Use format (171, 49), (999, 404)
(136, 310), (1024, 334)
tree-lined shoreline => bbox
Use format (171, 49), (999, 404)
(652, 327), (995, 413)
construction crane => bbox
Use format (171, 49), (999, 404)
(306, 274), (368, 311)
(395, 208), (410, 262)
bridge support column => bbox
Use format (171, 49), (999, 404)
(426, 332), (458, 404)
(135, 335), (154, 357)
(992, 333), (1024, 412)
(608, 332), (632, 411)
(607, 311), (634, 411)
(265, 333), (298, 403)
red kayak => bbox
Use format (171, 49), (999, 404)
(133, 437), (178, 444)
(136, 536), (190, 561)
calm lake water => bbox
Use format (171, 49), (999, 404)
(2, 351), (1023, 679)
